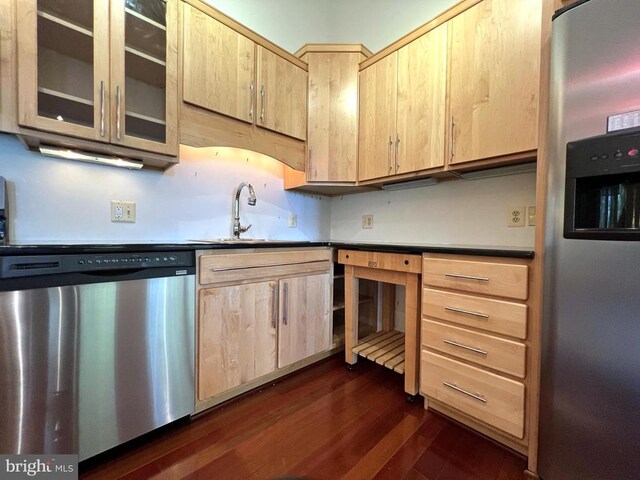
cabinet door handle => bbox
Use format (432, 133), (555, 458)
(445, 273), (489, 282)
(116, 85), (122, 141)
(388, 136), (393, 173)
(449, 115), (455, 161)
(443, 339), (488, 356)
(282, 282), (288, 326)
(272, 285), (277, 329)
(99, 80), (105, 137)
(444, 306), (489, 319)
(260, 84), (265, 124)
(249, 80), (254, 120)
(395, 133), (400, 172)
(443, 382), (487, 403)
(308, 146), (313, 180)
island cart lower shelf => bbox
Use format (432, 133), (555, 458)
(338, 249), (422, 395)
(352, 330), (406, 373)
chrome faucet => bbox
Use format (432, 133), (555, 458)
(232, 181), (257, 239)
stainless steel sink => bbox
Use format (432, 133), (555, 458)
(189, 238), (298, 244)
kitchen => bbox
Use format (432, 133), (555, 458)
(0, 0), (637, 479)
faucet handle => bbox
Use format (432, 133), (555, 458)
(240, 224), (252, 234)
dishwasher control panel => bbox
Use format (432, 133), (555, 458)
(0, 251), (195, 278)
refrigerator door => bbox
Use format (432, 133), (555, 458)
(541, 0), (640, 478)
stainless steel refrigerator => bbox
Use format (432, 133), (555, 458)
(540, 0), (640, 478)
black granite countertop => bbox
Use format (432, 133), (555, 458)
(0, 241), (534, 259)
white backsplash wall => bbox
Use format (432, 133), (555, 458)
(330, 172), (537, 247)
(0, 134), (330, 244)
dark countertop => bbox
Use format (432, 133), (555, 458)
(0, 241), (534, 259)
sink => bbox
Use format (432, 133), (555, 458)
(189, 238), (297, 244)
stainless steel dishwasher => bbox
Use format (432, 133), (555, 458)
(0, 250), (195, 461)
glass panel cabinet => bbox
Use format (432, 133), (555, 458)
(17, 0), (178, 156)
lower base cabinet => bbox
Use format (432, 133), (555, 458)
(196, 248), (334, 411)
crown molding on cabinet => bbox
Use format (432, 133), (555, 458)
(295, 44), (373, 59)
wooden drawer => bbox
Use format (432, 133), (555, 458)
(339, 250), (421, 274)
(422, 288), (527, 339)
(422, 319), (526, 378)
(200, 250), (331, 285)
(422, 257), (528, 300)
(421, 350), (525, 438)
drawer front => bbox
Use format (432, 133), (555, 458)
(422, 258), (528, 300)
(339, 250), (421, 273)
(421, 351), (525, 438)
(422, 319), (526, 378)
(422, 288), (527, 339)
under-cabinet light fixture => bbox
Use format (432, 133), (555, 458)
(451, 162), (536, 180)
(39, 146), (144, 170)
(381, 177), (439, 191)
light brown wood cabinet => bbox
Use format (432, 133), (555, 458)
(447, 0), (541, 165)
(421, 253), (534, 454)
(16, 0), (179, 156)
(278, 273), (332, 368)
(182, 4), (254, 124)
(182, 5), (307, 142)
(358, 23), (447, 182)
(196, 248), (334, 412)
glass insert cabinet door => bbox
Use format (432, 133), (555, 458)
(16, 0), (178, 156)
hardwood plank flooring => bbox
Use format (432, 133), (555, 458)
(79, 355), (526, 480)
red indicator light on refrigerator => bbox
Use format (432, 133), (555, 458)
(628, 148), (639, 157)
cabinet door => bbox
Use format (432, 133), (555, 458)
(358, 52), (397, 181)
(109, 0), (179, 155)
(16, 0), (111, 141)
(256, 46), (307, 141)
(182, 4), (255, 124)
(278, 273), (332, 369)
(448, 0), (541, 165)
(396, 24), (448, 174)
(198, 281), (277, 401)
(306, 52), (361, 182)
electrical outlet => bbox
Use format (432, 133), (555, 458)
(362, 214), (373, 229)
(507, 206), (525, 227)
(111, 201), (136, 223)
(288, 213), (297, 228)
(528, 206), (536, 226)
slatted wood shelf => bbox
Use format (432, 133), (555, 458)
(352, 330), (406, 374)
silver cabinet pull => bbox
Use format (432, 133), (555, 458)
(449, 116), (455, 160)
(444, 306), (489, 319)
(260, 84), (265, 123)
(445, 273), (489, 282)
(99, 80), (105, 137)
(443, 339), (488, 356)
(249, 80), (254, 120)
(272, 285), (277, 329)
(443, 382), (486, 403)
(116, 85), (122, 140)
(308, 146), (313, 180)
(282, 282), (288, 326)
(395, 133), (400, 172)
(388, 136), (393, 173)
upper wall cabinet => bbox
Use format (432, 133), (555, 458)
(181, 6), (307, 142)
(182, 4), (255, 124)
(256, 46), (307, 141)
(359, 24), (447, 182)
(16, 0), (179, 156)
(448, 0), (541, 165)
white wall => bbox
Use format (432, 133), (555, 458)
(330, 173), (537, 246)
(0, 134), (329, 244)
(206, 0), (459, 53)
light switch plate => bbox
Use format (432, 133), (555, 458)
(528, 206), (536, 226)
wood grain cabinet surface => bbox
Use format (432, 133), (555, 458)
(196, 248), (334, 411)
(447, 0), (541, 165)
(16, 0), (179, 156)
(358, 23), (447, 182)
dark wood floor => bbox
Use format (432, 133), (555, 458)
(80, 355), (526, 480)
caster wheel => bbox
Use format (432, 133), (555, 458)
(345, 363), (357, 371)
(406, 394), (419, 404)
